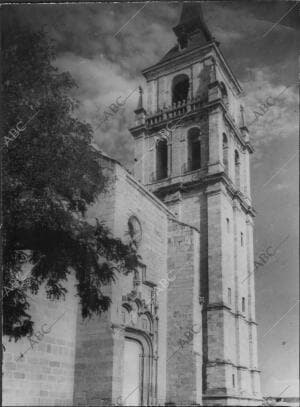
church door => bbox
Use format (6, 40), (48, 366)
(122, 339), (143, 406)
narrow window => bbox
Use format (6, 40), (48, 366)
(232, 374), (235, 387)
(187, 128), (201, 171)
(228, 288), (231, 305)
(156, 138), (168, 180)
(242, 297), (245, 312)
(172, 74), (189, 105)
(226, 218), (230, 233)
(235, 150), (240, 188)
(240, 232), (244, 246)
(222, 133), (228, 173)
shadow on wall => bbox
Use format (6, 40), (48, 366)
(195, 65), (210, 102)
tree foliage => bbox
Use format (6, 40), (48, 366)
(2, 14), (139, 341)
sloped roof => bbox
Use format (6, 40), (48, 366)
(159, 3), (214, 63)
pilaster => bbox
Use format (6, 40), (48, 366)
(208, 106), (223, 175)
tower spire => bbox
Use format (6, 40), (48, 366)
(173, 2), (214, 49)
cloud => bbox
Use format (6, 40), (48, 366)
(14, 2), (298, 168)
(241, 68), (298, 160)
(273, 183), (290, 192)
(54, 51), (140, 167)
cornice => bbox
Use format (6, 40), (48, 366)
(223, 109), (254, 154)
(129, 98), (254, 153)
(212, 43), (243, 94)
(142, 42), (215, 79)
(142, 42), (242, 96)
(203, 393), (262, 401)
(205, 302), (257, 325)
(150, 171), (255, 217)
(205, 360), (261, 376)
(206, 302), (231, 312)
(129, 123), (146, 138)
(168, 216), (200, 234)
(206, 359), (249, 369)
(201, 172), (255, 216)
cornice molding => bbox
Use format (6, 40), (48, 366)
(142, 43), (242, 96)
(205, 302), (257, 325)
(142, 42), (215, 79)
(129, 98), (254, 153)
(150, 171), (255, 217)
(203, 394), (262, 401)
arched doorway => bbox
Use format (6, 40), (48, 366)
(122, 338), (143, 406)
(120, 302), (156, 406)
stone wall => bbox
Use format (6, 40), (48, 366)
(166, 219), (201, 406)
(73, 298), (114, 406)
(3, 276), (78, 406)
(74, 158), (172, 406)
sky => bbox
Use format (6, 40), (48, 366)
(10, 0), (299, 399)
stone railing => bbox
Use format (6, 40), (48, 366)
(146, 96), (204, 127)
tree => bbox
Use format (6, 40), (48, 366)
(2, 12), (139, 342)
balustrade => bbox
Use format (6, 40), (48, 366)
(145, 96), (204, 127)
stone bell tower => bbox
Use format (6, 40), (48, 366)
(130, 3), (261, 406)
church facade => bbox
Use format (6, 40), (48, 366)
(3, 4), (261, 407)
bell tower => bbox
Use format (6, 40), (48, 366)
(130, 3), (261, 405)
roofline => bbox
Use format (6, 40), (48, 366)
(168, 217), (200, 234)
(125, 172), (176, 218)
(141, 41), (243, 95)
(213, 43), (243, 93)
(142, 41), (214, 76)
(96, 150), (176, 218)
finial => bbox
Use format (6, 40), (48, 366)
(240, 105), (246, 128)
(137, 85), (143, 109)
(135, 85), (146, 115)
